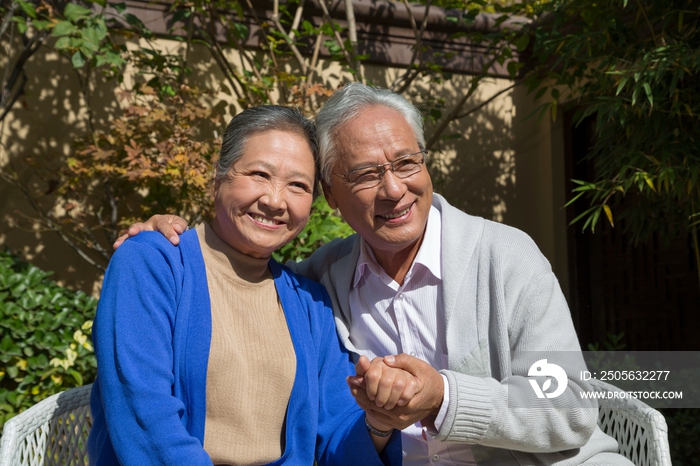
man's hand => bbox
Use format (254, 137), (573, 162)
(113, 215), (189, 250)
(349, 354), (444, 431)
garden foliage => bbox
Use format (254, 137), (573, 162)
(522, 1), (700, 263)
(0, 0), (522, 272)
(0, 250), (96, 432)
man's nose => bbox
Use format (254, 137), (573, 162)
(377, 169), (407, 199)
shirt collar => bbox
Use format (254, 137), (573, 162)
(353, 204), (442, 288)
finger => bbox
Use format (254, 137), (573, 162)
(347, 375), (366, 390)
(348, 384), (373, 410)
(154, 218), (181, 246)
(396, 375), (419, 407)
(372, 369), (399, 408)
(113, 233), (130, 250)
(383, 353), (423, 376)
(172, 222), (185, 234)
(354, 355), (371, 377)
(363, 358), (386, 402)
(383, 373), (419, 409)
(126, 223), (147, 236)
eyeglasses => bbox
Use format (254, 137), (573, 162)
(333, 149), (427, 188)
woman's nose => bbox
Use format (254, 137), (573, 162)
(260, 185), (286, 211)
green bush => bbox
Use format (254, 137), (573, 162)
(0, 250), (97, 432)
(272, 196), (354, 264)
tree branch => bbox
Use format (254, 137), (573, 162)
(426, 51), (504, 149)
(392, 0), (432, 93)
(288, 0), (306, 40)
(454, 81), (519, 119)
(271, 0), (308, 74)
(317, 0), (358, 75)
(0, 1), (19, 38)
(344, 0), (363, 82)
(0, 169), (108, 271)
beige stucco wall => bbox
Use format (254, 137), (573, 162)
(0, 37), (569, 296)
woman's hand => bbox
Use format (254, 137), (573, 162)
(113, 215), (189, 249)
(347, 355), (419, 410)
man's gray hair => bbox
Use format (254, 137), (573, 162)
(315, 83), (425, 184)
(216, 105), (319, 188)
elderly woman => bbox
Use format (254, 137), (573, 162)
(87, 106), (401, 465)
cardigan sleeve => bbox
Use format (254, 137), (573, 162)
(91, 237), (213, 466)
(435, 240), (597, 452)
(299, 279), (402, 466)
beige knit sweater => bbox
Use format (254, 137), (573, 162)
(197, 223), (296, 465)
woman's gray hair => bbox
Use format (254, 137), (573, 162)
(216, 105), (319, 189)
(315, 83), (425, 185)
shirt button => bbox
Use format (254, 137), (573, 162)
(397, 293), (404, 300)
(432, 454), (440, 461)
(410, 351), (417, 357)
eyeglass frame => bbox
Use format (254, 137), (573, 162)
(331, 149), (428, 186)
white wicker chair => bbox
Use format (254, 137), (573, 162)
(0, 380), (672, 466)
(590, 378), (672, 466)
(0, 384), (92, 466)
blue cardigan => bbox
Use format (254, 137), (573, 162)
(87, 230), (400, 465)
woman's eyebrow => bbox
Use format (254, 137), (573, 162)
(250, 160), (314, 183)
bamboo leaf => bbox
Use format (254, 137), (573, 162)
(603, 204), (614, 227)
(642, 82), (653, 106)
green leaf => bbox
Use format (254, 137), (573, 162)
(507, 61), (523, 78)
(64, 3), (93, 22)
(615, 76), (628, 96)
(71, 51), (86, 68)
(513, 34), (530, 52)
(95, 50), (124, 68)
(92, 0), (107, 7)
(534, 86), (547, 101)
(69, 370), (83, 386)
(123, 13), (147, 31)
(52, 21), (77, 37)
(642, 82), (653, 106)
(80, 45), (95, 59)
(18, 0), (37, 19)
(15, 18), (28, 35)
(112, 2), (127, 14)
(31, 20), (51, 31)
(81, 26), (101, 49)
(171, 9), (191, 24)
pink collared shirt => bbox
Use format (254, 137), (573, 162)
(348, 206), (475, 465)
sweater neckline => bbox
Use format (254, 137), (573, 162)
(196, 223), (272, 284)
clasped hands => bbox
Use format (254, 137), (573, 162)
(347, 354), (445, 432)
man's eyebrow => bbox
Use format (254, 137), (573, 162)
(346, 151), (419, 171)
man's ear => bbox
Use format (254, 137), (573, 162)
(321, 181), (338, 209)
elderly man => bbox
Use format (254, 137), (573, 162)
(120, 83), (632, 465)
